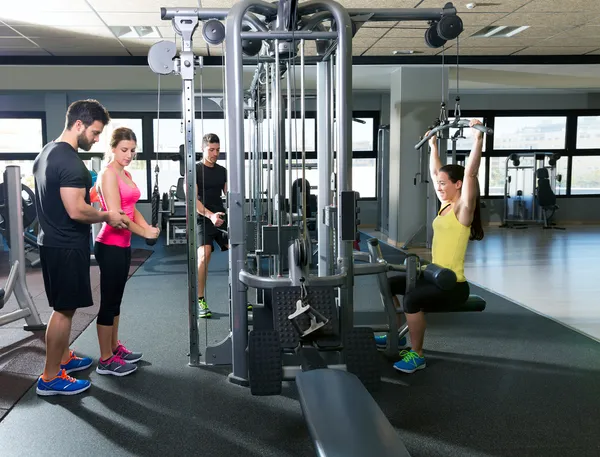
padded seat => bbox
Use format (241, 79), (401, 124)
(296, 369), (410, 457)
(444, 294), (486, 313)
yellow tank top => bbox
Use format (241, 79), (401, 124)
(431, 204), (471, 283)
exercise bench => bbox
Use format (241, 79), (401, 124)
(296, 368), (411, 457)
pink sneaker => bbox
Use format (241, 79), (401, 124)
(113, 341), (143, 363)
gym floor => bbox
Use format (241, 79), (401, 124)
(1, 229), (600, 456)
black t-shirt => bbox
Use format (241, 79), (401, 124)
(196, 162), (226, 222)
(33, 141), (92, 250)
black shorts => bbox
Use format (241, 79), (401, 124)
(388, 273), (470, 314)
(197, 218), (228, 252)
(40, 246), (93, 312)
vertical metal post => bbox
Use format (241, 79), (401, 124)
(376, 126), (390, 236)
(317, 59), (332, 277)
(329, 58), (337, 274)
(176, 17), (201, 367)
(265, 63), (272, 226)
(223, 1), (255, 386)
(367, 239), (398, 358)
(256, 106), (264, 236)
(4, 166), (45, 330)
(286, 62), (293, 226)
(273, 43), (284, 276)
(248, 109), (254, 221)
(332, 5), (354, 334)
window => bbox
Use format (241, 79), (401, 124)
(488, 156), (507, 196)
(0, 160), (35, 191)
(576, 116), (600, 149)
(154, 118), (228, 153)
(446, 117), (486, 152)
(353, 118), (374, 151)
(260, 118), (316, 153)
(150, 160), (184, 197)
(493, 117), (567, 150)
(554, 157), (568, 196)
(0, 118), (44, 153)
(352, 158), (376, 198)
(571, 156), (600, 195)
(333, 116), (376, 153)
(88, 118), (143, 155)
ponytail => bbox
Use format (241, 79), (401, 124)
(439, 164), (485, 241)
(470, 191), (484, 241)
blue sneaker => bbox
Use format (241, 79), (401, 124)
(36, 369), (91, 396)
(60, 350), (93, 374)
(393, 350), (426, 374)
(374, 334), (408, 350)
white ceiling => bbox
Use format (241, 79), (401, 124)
(0, 0), (599, 57)
(0, 1), (600, 93)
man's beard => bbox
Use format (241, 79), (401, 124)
(77, 132), (93, 151)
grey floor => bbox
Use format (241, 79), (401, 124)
(1, 236), (600, 456)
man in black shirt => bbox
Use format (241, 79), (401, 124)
(195, 133), (227, 318)
(33, 99), (128, 396)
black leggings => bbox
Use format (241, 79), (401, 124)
(388, 273), (470, 314)
(94, 242), (132, 326)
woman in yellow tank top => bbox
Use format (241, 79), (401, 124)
(377, 119), (485, 374)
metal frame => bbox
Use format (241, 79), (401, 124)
(0, 166), (46, 331)
(154, 0), (463, 387)
(500, 152), (561, 228)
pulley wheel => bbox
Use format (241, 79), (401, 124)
(242, 25), (262, 57)
(203, 19), (225, 46)
(437, 15), (463, 41)
(424, 25), (447, 49)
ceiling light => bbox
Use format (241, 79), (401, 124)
(110, 26), (162, 39)
(466, 3), (476, 9)
(472, 25), (529, 38)
(505, 26), (530, 37)
(393, 50), (415, 55)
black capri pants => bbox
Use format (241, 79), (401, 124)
(94, 241), (132, 326)
(388, 273), (470, 314)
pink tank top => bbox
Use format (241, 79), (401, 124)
(96, 165), (141, 248)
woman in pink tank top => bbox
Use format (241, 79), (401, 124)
(93, 127), (159, 377)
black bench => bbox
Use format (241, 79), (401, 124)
(296, 369), (411, 457)
(434, 294), (487, 313)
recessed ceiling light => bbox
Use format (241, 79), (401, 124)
(466, 2), (476, 9)
(393, 50), (415, 54)
(110, 26), (162, 39)
(472, 25), (529, 38)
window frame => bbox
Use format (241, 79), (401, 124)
(450, 109), (600, 198)
(0, 111), (47, 161)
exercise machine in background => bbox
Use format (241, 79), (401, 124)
(0, 165), (46, 331)
(500, 152), (564, 229)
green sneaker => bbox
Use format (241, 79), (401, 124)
(198, 298), (212, 318)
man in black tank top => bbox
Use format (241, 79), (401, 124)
(195, 133), (227, 318)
